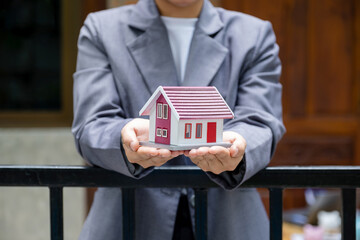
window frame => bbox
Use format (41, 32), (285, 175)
(163, 104), (168, 120)
(156, 128), (162, 137)
(184, 123), (192, 139)
(195, 123), (203, 139)
(162, 129), (168, 138)
(157, 103), (163, 119)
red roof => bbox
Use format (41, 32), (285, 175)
(140, 86), (234, 120)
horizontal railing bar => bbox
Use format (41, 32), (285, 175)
(1, 165), (360, 188)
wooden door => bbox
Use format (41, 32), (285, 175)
(222, 0), (360, 211)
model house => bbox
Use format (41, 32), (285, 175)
(139, 86), (234, 150)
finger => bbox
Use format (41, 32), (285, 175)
(208, 146), (226, 155)
(137, 146), (159, 158)
(158, 148), (172, 158)
(183, 150), (191, 157)
(189, 147), (209, 157)
(122, 125), (139, 152)
(230, 145), (239, 158)
(188, 149), (198, 157)
(135, 147), (180, 167)
(171, 150), (183, 158)
(132, 119), (150, 138)
(230, 138), (246, 158)
(197, 147), (210, 155)
(209, 146), (230, 159)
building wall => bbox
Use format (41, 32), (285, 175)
(0, 128), (85, 240)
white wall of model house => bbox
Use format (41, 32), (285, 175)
(176, 119), (223, 145)
(149, 106), (156, 142)
(170, 110), (179, 144)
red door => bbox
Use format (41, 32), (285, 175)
(207, 122), (216, 143)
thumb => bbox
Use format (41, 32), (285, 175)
(122, 124), (140, 152)
(230, 137), (246, 158)
(230, 144), (239, 158)
(130, 139), (139, 152)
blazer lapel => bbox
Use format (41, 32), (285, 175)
(125, 0), (228, 90)
(126, 23), (179, 94)
(182, 29), (228, 86)
(182, 0), (228, 87)
(125, 0), (178, 94)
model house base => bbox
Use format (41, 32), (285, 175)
(139, 86), (234, 151)
(139, 141), (232, 151)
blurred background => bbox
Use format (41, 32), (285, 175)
(0, 0), (359, 239)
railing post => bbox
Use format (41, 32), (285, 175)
(49, 187), (63, 240)
(122, 188), (135, 240)
(342, 188), (356, 240)
(269, 188), (283, 240)
(195, 188), (208, 240)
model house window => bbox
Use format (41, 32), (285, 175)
(157, 103), (162, 118)
(196, 123), (202, 138)
(156, 128), (162, 137)
(162, 129), (168, 138)
(163, 104), (168, 119)
(185, 123), (192, 139)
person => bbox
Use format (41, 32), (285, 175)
(72, 0), (286, 239)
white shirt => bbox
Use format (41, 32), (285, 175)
(161, 16), (198, 82)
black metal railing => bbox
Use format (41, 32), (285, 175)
(0, 165), (359, 240)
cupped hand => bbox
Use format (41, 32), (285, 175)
(185, 131), (246, 174)
(121, 118), (182, 168)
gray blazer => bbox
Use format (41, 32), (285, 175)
(72, 0), (285, 239)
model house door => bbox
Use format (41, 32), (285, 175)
(207, 122), (216, 143)
(155, 95), (170, 145)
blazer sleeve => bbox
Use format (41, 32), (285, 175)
(206, 21), (286, 190)
(72, 14), (152, 178)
